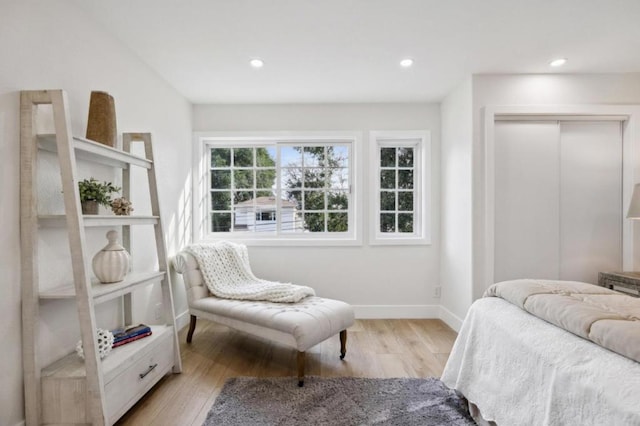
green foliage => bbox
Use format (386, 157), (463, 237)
(380, 147), (396, 167)
(380, 191), (395, 211)
(211, 212), (231, 232)
(303, 212), (325, 232)
(78, 178), (120, 207)
(380, 170), (396, 189)
(380, 213), (395, 232)
(380, 147), (414, 167)
(328, 212), (348, 232)
(211, 148), (231, 167)
(379, 212), (414, 234)
(398, 213), (414, 233)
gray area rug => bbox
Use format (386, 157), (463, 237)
(204, 376), (475, 425)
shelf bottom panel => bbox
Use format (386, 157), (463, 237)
(41, 325), (175, 424)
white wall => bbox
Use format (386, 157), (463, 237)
(0, 2), (192, 425)
(439, 78), (473, 330)
(193, 103), (441, 317)
(471, 73), (640, 302)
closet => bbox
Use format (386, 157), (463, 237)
(494, 119), (623, 284)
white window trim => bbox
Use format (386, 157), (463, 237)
(193, 131), (363, 246)
(369, 130), (431, 245)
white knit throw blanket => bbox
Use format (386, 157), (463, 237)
(184, 241), (315, 303)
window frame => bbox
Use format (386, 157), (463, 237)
(369, 131), (431, 245)
(193, 131), (362, 246)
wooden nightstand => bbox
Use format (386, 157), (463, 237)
(597, 271), (640, 297)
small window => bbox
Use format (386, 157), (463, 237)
(370, 131), (431, 245)
(256, 211), (276, 221)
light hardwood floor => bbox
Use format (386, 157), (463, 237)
(116, 318), (457, 426)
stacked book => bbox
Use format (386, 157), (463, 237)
(111, 324), (152, 348)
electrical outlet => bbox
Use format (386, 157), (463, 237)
(154, 303), (163, 320)
(434, 286), (442, 298)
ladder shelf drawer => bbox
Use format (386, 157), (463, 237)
(41, 326), (175, 424)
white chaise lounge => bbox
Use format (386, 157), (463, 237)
(172, 251), (355, 386)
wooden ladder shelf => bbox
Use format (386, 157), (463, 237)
(20, 90), (182, 425)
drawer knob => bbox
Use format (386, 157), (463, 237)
(139, 363), (158, 379)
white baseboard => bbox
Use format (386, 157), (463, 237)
(438, 305), (463, 332)
(353, 305), (440, 319)
(175, 310), (191, 331)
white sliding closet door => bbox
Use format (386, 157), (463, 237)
(494, 122), (560, 282)
(494, 120), (622, 284)
(559, 122), (622, 283)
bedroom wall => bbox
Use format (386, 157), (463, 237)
(0, 2), (192, 425)
(471, 73), (640, 303)
(192, 103), (441, 318)
(439, 78), (473, 330)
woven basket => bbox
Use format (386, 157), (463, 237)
(86, 91), (117, 147)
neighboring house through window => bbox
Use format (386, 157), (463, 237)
(235, 196), (298, 232)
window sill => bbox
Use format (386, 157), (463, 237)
(368, 236), (432, 246)
(200, 234), (362, 247)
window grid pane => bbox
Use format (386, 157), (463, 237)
(379, 146), (415, 234)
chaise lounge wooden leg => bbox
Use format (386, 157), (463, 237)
(297, 351), (305, 387)
(186, 315), (197, 343)
(339, 330), (347, 360)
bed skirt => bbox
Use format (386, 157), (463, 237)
(441, 297), (640, 426)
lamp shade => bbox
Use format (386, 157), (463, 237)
(627, 184), (640, 219)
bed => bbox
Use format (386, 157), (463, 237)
(441, 279), (640, 426)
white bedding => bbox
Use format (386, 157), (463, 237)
(441, 297), (640, 426)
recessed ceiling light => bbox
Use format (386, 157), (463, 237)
(549, 58), (567, 67)
(400, 58), (414, 68)
(250, 59), (264, 68)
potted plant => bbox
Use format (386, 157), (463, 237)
(78, 178), (120, 214)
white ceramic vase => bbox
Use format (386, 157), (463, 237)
(92, 230), (130, 283)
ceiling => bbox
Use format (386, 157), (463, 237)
(75, 0), (640, 104)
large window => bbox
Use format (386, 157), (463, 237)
(197, 133), (359, 243)
(370, 131), (431, 244)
